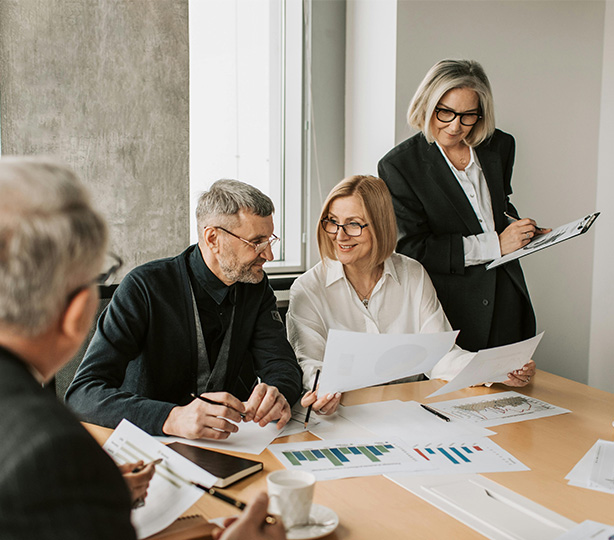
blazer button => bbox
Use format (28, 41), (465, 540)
(482, 299), (489, 306)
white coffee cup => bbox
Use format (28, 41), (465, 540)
(267, 470), (315, 529)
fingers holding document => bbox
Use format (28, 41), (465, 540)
(502, 359), (536, 387)
(300, 389), (342, 416)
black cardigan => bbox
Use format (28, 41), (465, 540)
(66, 245), (302, 434)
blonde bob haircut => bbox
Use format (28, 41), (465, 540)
(407, 59), (496, 147)
(317, 175), (397, 270)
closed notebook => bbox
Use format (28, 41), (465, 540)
(167, 442), (263, 488)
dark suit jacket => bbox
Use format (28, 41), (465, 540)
(66, 245), (302, 435)
(0, 346), (135, 539)
(378, 129), (535, 351)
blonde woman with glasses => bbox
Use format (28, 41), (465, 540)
(286, 175), (535, 416)
(379, 59), (550, 354)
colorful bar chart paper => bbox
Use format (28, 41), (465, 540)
(271, 439), (435, 480)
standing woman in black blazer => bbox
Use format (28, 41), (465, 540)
(378, 59), (550, 354)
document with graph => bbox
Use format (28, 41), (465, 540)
(487, 212), (599, 270)
(425, 391), (570, 428)
(104, 419), (217, 539)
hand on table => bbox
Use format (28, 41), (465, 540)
(243, 383), (291, 430)
(499, 219), (551, 255)
(212, 492), (286, 540)
(502, 360), (536, 387)
(300, 389), (342, 416)
(118, 460), (157, 506)
(162, 392), (245, 440)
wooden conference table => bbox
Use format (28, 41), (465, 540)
(86, 370), (614, 539)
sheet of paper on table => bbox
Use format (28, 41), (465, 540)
(427, 333), (543, 398)
(566, 439), (614, 494)
(426, 391), (571, 428)
(337, 399), (495, 443)
(155, 419), (280, 455)
(317, 329), (458, 396)
(104, 419), (217, 539)
(555, 520), (614, 540)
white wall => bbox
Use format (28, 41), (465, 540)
(589, 0), (614, 391)
(345, 0), (611, 387)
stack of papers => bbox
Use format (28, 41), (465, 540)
(566, 439), (614, 494)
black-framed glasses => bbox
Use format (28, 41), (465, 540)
(214, 226), (279, 255)
(435, 107), (482, 126)
(65, 252), (123, 304)
(320, 218), (369, 237)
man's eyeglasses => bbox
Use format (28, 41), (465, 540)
(434, 107), (482, 127)
(320, 218), (369, 237)
(214, 226), (279, 255)
(66, 252), (123, 304)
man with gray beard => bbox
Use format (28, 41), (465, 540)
(67, 179), (302, 441)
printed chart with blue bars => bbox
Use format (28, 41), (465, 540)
(413, 443), (484, 465)
(270, 439), (433, 480)
(282, 443), (396, 467)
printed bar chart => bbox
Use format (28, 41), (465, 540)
(283, 444), (395, 467)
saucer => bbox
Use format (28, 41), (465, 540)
(286, 504), (339, 540)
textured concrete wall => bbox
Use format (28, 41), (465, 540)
(0, 0), (189, 275)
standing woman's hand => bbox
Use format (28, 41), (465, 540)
(499, 219), (551, 255)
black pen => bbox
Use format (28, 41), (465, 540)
(191, 482), (277, 525)
(420, 403), (450, 422)
(504, 212), (544, 232)
(304, 369), (321, 428)
(190, 393), (246, 419)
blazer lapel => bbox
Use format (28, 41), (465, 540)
(420, 138), (483, 234)
(476, 144), (507, 232)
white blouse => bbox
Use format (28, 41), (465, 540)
(286, 253), (475, 391)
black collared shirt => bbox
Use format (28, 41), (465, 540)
(186, 246), (235, 368)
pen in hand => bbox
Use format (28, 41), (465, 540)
(304, 369), (321, 428)
(504, 212), (545, 232)
(131, 458), (163, 473)
(190, 393), (246, 419)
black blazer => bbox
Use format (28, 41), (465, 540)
(378, 129), (535, 351)
(0, 346), (135, 539)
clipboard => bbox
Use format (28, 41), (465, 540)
(487, 212), (600, 270)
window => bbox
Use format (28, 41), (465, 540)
(188, 0), (304, 272)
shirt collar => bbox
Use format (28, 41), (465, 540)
(323, 256), (399, 288)
(188, 245), (233, 305)
(435, 142), (482, 172)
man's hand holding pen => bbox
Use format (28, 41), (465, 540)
(500, 212), (552, 255)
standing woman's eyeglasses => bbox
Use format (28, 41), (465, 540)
(320, 219), (369, 237)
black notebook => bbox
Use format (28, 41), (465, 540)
(167, 442), (263, 488)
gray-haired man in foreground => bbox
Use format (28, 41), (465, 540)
(0, 159), (286, 540)
(66, 179), (302, 440)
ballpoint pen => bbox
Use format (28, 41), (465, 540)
(191, 482), (277, 525)
(190, 392), (246, 419)
(420, 403), (450, 422)
(504, 212), (545, 232)
(304, 369), (321, 428)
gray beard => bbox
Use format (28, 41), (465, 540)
(218, 257), (265, 284)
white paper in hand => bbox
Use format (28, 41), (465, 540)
(427, 333), (543, 398)
(317, 329), (458, 396)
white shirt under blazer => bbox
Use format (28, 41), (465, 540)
(286, 253), (474, 391)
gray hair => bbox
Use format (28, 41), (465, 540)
(408, 59), (496, 147)
(0, 157), (108, 336)
(195, 179), (274, 233)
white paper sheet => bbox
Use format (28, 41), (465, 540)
(270, 438), (435, 480)
(104, 419), (217, 539)
(427, 391), (570, 427)
(427, 333), (543, 398)
(317, 329), (458, 396)
(307, 405), (379, 440)
(155, 419), (280, 455)
(387, 474), (575, 540)
(566, 440), (614, 494)
(337, 400), (495, 443)
(555, 520), (614, 540)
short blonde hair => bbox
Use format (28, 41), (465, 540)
(317, 175), (397, 270)
(408, 59), (496, 147)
